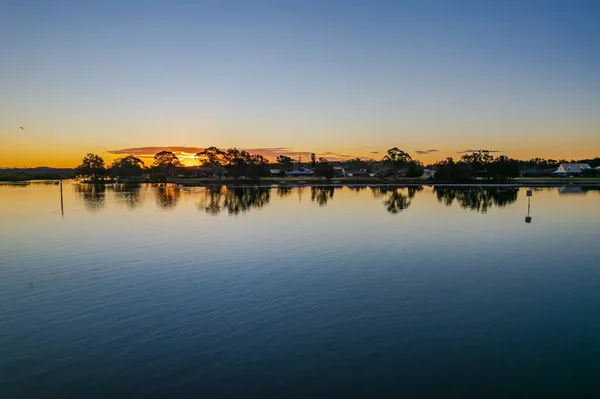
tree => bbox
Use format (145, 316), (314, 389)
(382, 147), (412, 169)
(406, 160), (424, 178)
(433, 157), (473, 182)
(314, 158), (334, 179)
(153, 151), (182, 177)
(196, 147), (227, 177)
(487, 156), (519, 181)
(460, 150), (494, 179)
(196, 147), (269, 180)
(76, 153), (106, 182)
(109, 155), (145, 178)
(277, 155), (295, 171)
(346, 158), (371, 172)
(310, 153), (317, 168)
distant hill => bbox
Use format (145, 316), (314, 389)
(0, 167), (76, 181)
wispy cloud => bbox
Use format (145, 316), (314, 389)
(414, 149), (439, 155)
(370, 151), (380, 154)
(456, 149), (503, 154)
(107, 146), (356, 162)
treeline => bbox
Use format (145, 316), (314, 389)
(74, 146), (427, 181)
(434, 152), (600, 182)
(73, 147), (600, 182)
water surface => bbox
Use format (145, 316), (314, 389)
(1, 183), (599, 398)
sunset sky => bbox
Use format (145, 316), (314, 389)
(1, 0), (599, 167)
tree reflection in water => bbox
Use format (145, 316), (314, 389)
(197, 186), (271, 215)
(114, 184), (143, 210)
(155, 185), (182, 210)
(434, 187), (519, 213)
(75, 184), (105, 212)
(370, 186), (417, 214)
(347, 185), (367, 193)
(277, 186), (293, 198)
(311, 186), (335, 207)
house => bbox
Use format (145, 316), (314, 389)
(333, 166), (345, 178)
(552, 163), (591, 176)
(421, 168), (436, 179)
(270, 168), (285, 176)
(288, 168), (314, 177)
(375, 167), (408, 178)
(345, 170), (371, 177)
(175, 166), (213, 178)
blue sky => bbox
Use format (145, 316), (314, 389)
(1, 0), (599, 166)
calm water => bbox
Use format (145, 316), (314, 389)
(1, 182), (599, 398)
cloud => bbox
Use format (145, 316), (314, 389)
(414, 149), (439, 155)
(106, 146), (356, 162)
(370, 151), (380, 154)
(456, 149), (503, 154)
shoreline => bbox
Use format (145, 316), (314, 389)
(3, 177), (600, 188)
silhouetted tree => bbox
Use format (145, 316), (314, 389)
(487, 156), (519, 181)
(406, 160), (425, 178)
(196, 147), (269, 180)
(76, 153), (106, 182)
(110, 155), (145, 178)
(433, 157), (473, 182)
(277, 155), (295, 171)
(382, 148), (412, 169)
(314, 158), (334, 179)
(153, 151), (182, 177)
(582, 169), (600, 178)
(346, 158), (371, 172)
(310, 153), (317, 168)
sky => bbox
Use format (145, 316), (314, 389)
(1, 0), (599, 167)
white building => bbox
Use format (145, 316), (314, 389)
(552, 163), (591, 175)
(421, 168), (436, 178)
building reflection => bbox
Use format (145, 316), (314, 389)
(155, 185), (182, 210)
(557, 186), (585, 195)
(197, 186), (271, 215)
(75, 184), (106, 212)
(434, 187), (519, 213)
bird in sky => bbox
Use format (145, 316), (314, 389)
(20, 127), (24, 130)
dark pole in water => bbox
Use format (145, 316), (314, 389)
(525, 189), (532, 223)
(60, 177), (64, 217)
